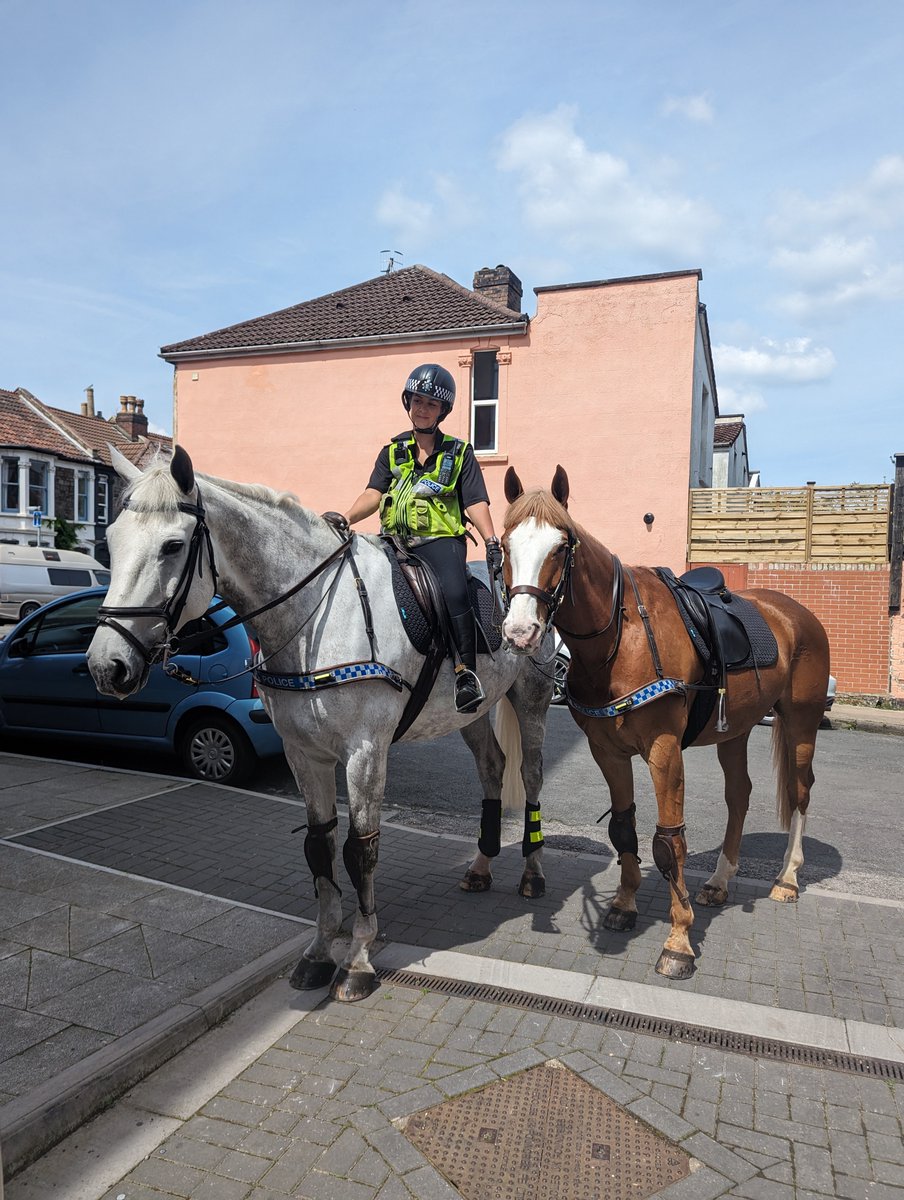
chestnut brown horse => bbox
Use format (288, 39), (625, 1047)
(500, 466), (831, 980)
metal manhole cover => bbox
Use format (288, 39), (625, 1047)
(402, 1061), (690, 1200)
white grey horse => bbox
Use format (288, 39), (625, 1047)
(87, 447), (552, 1001)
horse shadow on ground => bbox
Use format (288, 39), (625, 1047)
(374, 822), (844, 985)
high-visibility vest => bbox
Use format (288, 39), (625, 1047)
(380, 433), (468, 538)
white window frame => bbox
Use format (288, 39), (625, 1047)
(29, 459), (49, 513)
(96, 475), (109, 524)
(470, 350), (499, 454)
(1, 457), (19, 513)
(76, 470), (91, 523)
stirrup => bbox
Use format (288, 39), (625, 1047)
(454, 666), (486, 714)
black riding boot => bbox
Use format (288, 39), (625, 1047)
(449, 611), (486, 714)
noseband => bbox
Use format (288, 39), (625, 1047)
(506, 526), (626, 660)
(96, 490), (218, 665)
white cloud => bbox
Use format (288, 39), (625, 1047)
(662, 93), (714, 123)
(497, 105), (717, 257)
(714, 337), (836, 384)
(770, 155), (904, 240)
(767, 157), (904, 317)
(717, 385), (767, 415)
(376, 173), (474, 250)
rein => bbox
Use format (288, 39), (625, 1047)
(96, 485), (354, 667)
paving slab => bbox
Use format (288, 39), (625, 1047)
(1, 749), (903, 1198)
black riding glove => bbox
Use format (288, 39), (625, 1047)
(321, 511), (350, 538)
(485, 537), (503, 577)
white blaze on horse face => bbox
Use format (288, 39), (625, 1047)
(502, 517), (564, 652)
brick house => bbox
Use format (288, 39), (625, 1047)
(161, 264), (718, 570)
(0, 388), (171, 564)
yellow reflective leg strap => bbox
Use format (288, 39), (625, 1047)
(521, 801), (544, 856)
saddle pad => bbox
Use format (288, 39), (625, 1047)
(382, 545), (502, 654)
(721, 595), (778, 671)
(384, 545), (434, 654)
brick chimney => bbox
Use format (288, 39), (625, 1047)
(80, 385), (96, 418)
(472, 264), (523, 313)
(114, 395), (149, 440)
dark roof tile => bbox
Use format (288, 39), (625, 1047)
(160, 265), (527, 357)
(714, 420), (744, 447)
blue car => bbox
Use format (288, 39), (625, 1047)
(0, 588), (284, 786)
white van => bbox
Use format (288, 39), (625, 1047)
(0, 546), (111, 622)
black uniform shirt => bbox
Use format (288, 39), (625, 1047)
(366, 431), (490, 510)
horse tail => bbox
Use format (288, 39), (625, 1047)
(771, 712), (793, 831)
(496, 696), (526, 814)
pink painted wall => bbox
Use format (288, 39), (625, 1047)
(173, 273), (704, 570)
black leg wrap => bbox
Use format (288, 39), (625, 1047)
(304, 817), (340, 899)
(609, 802), (639, 865)
(342, 830), (380, 917)
(521, 801), (544, 857)
(478, 798), (502, 858)
(652, 824), (691, 908)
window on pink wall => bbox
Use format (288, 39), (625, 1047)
(471, 350), (498, 453)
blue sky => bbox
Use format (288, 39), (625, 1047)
(2, 0), (902, 485)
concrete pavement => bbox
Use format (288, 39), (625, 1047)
(1, 739), (903, 1199)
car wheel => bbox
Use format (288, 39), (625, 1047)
(551, 653), (569, 705)
(178, 713), (255, 786)
(19, 601), (40, 619)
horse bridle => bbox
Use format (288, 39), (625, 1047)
(96, 491), (218, 665)
(96, 487), (353, 668)
(505, 527), (580, 624)
(505, 526), (626, 663)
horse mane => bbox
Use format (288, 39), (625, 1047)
(504, 487), (576, 535)
(122, 463), (305, 518)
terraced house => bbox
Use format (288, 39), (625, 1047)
(0, 387), (171, 564)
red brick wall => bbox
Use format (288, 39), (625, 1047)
(690, 562), (890, 695)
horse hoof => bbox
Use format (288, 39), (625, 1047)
(603, 906), (637, 931)
(655, 949), (695, 980)
(695, 884), (728, 907)
(460, 870), (493, 893)
(289, 957), (336, 991)
(769, 881), (799, 903)
(330, 967), (376, 1003)
(518, 873), (545, 899)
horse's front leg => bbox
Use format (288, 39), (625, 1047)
(457, 713), (505, 893)
(646, 732), (695, 979)
(697, 733), (752, 906)
(589, 742), (642, 931)
(286, 746), (344, 992)
(330, 739), (390, 1002)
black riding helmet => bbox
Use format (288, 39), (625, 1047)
(402, 363), (456, 433)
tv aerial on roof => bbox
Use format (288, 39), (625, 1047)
(380, 250), (403, 275)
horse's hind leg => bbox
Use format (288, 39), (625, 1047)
(769, 706), (819, 903)
(458, 713), (505, 892)
(508, 674), (551, 899)
(288, 748), (344, 992)
(697, 733), (752, 907)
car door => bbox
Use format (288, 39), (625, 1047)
(96, 615), (221, 741)
(0, 593), (103, 733)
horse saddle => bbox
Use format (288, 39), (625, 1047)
(655, 566), (778, 748)
(381, 538), (502, 657)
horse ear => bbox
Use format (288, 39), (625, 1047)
(170, 445), (195, 495)
(504, 466), (524, 503)
(551, 465), (570, 509)
(108, 444), (142, 483)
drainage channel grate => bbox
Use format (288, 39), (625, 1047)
(376, 967), (904, 1082)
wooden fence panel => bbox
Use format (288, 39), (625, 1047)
(688, 486), (891, 564)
